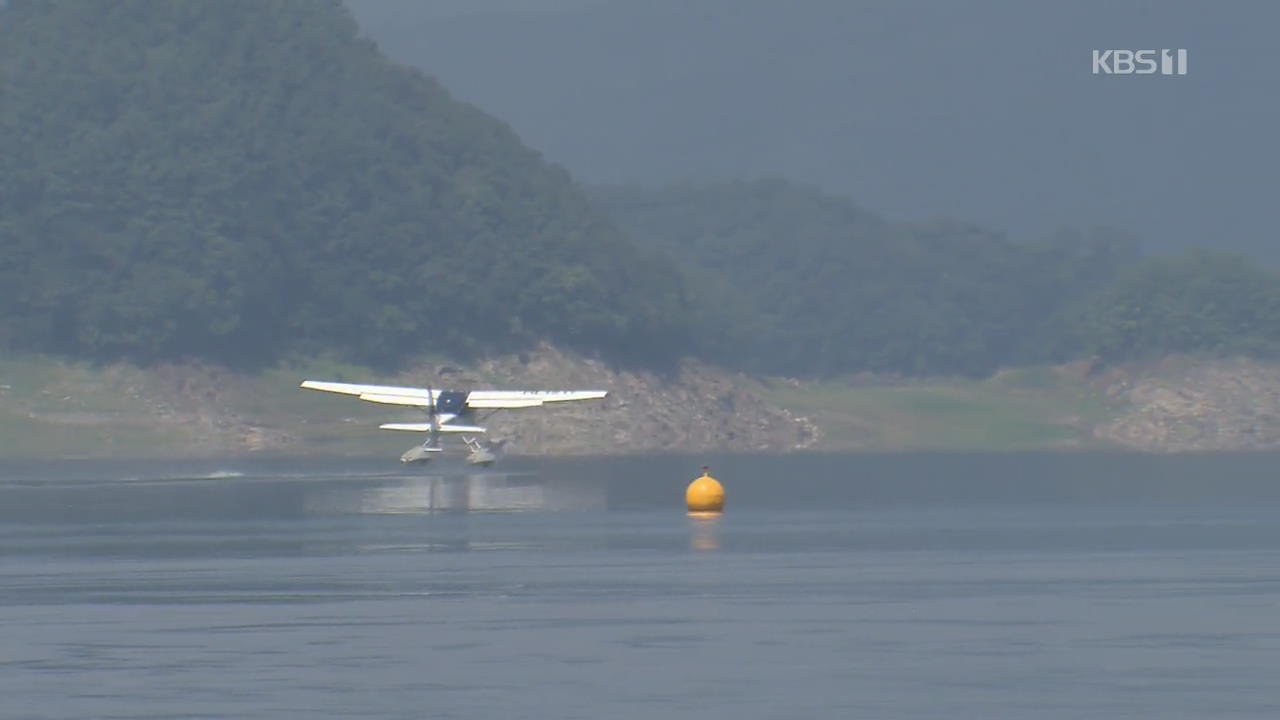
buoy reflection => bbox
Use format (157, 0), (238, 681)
(688, 511), (722, 551)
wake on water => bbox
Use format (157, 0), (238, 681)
(0, 457), (537, 487)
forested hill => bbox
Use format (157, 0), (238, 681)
(4, 1), (1279, 381)
(592, 180), (1280, 377)
(0, 0), (689, 368)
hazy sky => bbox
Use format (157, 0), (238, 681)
(347, 0), (1278, 259)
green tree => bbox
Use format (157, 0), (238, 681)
(1061, 251), (1280, 361)
(591, 180), (1141, 376)
(0, 0), (691, 368)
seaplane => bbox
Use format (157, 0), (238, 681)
(299, 380), (607, 466)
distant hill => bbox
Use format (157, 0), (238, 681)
(0, 0), (689, 368)
(591, 180), (1280, 376)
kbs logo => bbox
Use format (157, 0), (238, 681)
(1092, 49), (1188, 75)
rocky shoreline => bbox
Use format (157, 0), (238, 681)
(391, 345), (821, 455)
(1092, 356), (1280, 452)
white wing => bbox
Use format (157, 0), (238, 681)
(300, 381), (606, 410)
(464, 390), (607, 409)
(300, 380), (434, 407)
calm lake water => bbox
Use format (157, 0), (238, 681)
(3, 452), (1280, 719)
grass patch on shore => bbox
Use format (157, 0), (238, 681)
(0, 354), (428, 459)
(761, 367), (1119, 451)
(0, 355), (188, 457)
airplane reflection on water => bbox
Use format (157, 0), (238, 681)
(304, 472), (607, 515)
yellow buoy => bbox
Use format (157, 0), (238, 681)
(686, 465), (725, 513)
